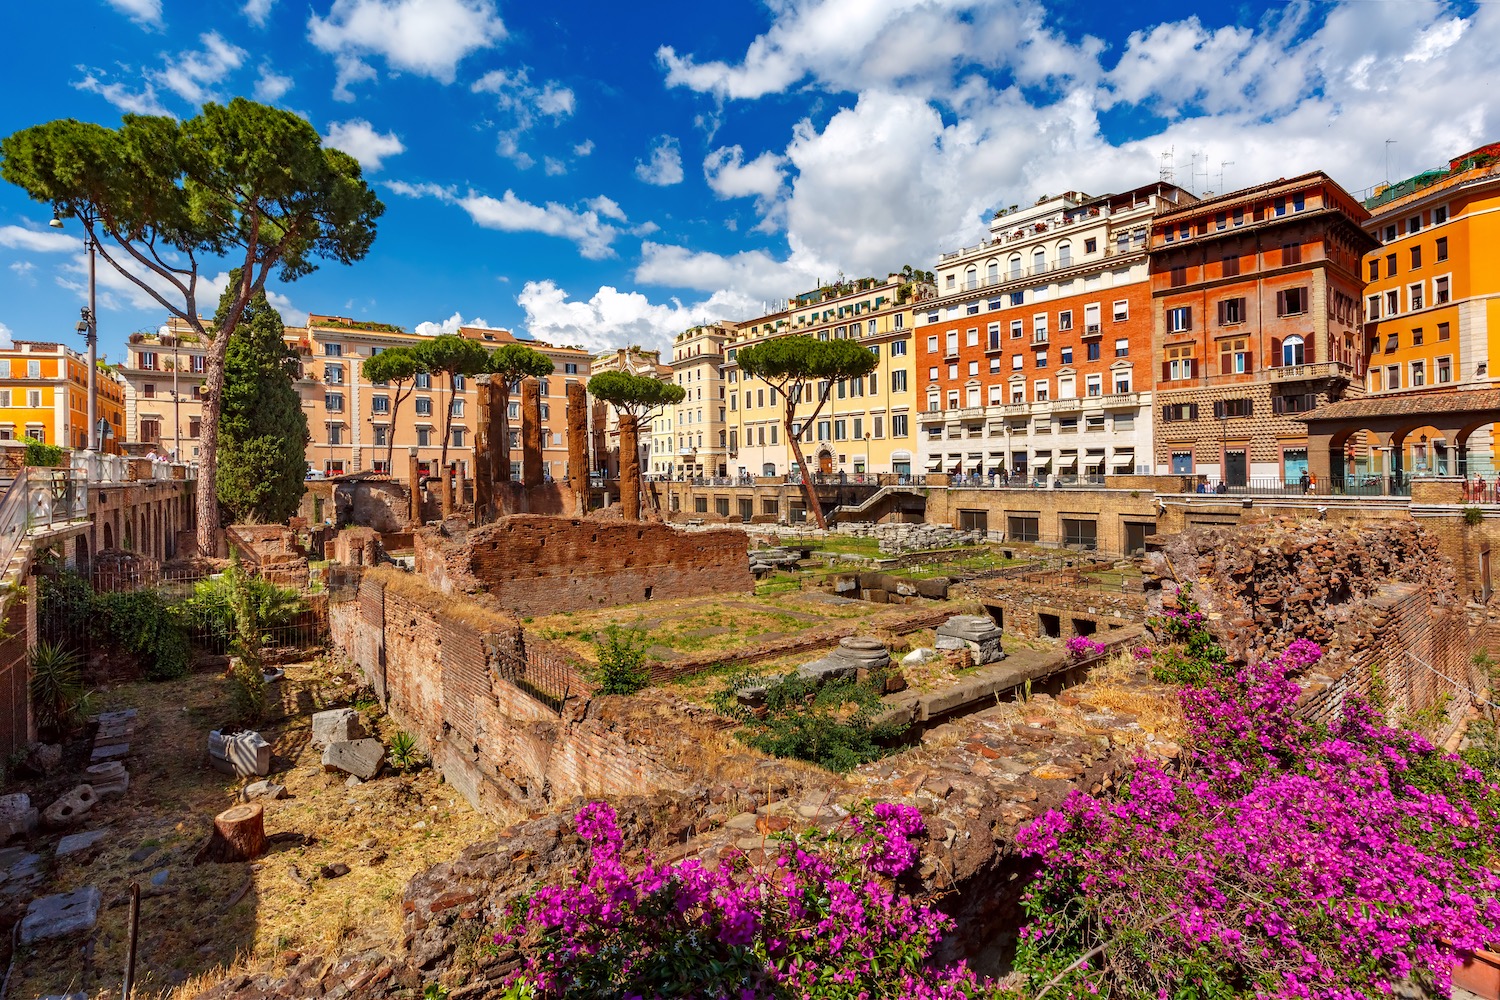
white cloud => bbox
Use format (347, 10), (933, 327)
(0, 323), (12, 349)
(635, 135), (684, 186)
(323, 119), (406, 171)
(634, 240), (826, 303)
(151, 32), (248, 105)
(0, 226), (84, 255)
(308, 0), (507, 99)
(243, 0), (276, 26)
(104, 0), (162, 28)
(254, 64), (294, 102)
(73, 72), (172, 116)
(414, 310), (490, 337)
(703, 144), (787, 218)
(573, 139), (595, 157)
(543, 157), (567, 176)
(517, 280), (755, 355)
(9, 262), (36, 285)
(470, 67), (575, 167)
(386, 181), (626, 259)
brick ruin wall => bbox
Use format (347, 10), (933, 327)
(967, 575), (1149, 641)
(1148, 518), (1487, 739)
(327, 568), (724, 814)
(415, 514), (754, 616)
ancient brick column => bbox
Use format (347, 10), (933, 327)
(407, 447), (421, 526)
(521, 379), (544, 487)
(591, 400), (611, 479)
(473, 376), (495, 522)
(620, 413), (640, 521)
(566, 382), (589, 515)
(442, 464), (455, 519)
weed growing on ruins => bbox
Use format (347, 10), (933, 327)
(592, 624), (652, 695)
(28, 639), (91, 736)
(493, 799), (992, 999)
(712, 670), (908, 773)
(1144, 589), (1224, 686)
(1009, 619), (1500, 1000)
(1465, 505), (1485, 526)
(388, 730), (424, 772)
(177, 565), (306, 654)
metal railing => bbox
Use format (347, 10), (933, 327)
(0, 468), (90, 577)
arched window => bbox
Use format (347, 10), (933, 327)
(1032, 248), (1047, 273)
(1282, 335), (1305, 366)
(1008, 255), (1022, 279)
(964, 265), (977, 290)
(986, 259), (999, 283)
(1057, 241), (1072, 266)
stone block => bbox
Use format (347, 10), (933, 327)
(90, 744), (130, 763)
(795, 656), (858, 684)
(902, 648), (939, 666)
(837, 636), (891, 671)
(243, 780), (287, 802)
(84, 762), (129, 798)
(56, 829), (110, 858)
(0, 793), (37, 841)
(935, 614), (1005, 665)
(42, 786), (98, 829)
(311, 708), (366, 750)
(322, 738), (385, 781)
(209, 730), (271, 778)
(20, 886), (101, 944)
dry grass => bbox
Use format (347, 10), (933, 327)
(8, 656), (511, 999)
(366, 563), (520, 634)
(1073, 650), (1187, 743)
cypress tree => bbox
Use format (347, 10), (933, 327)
(214, 283), (309, 523)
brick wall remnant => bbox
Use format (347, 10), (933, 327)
(415, 514), (753, 615)
(474, 377), (496, 520)
(521, 379), (543, 487)
(567, 382), (589, 516)
(407, 449), (422, 525)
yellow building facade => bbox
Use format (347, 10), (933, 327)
(724, 274), (924, 478)
(0, 340), (125, 453)
(1361, 145), (1500, 475)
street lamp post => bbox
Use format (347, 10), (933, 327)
(52, 213), (100, 453)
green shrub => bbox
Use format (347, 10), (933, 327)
(592, 624), (651, 695)
(95, 588), (190, 680)
(177, 564), (305, 652)
(388, 730), (423, 771)
(29, 640), (89, 735)
(712, 668), (908, 773)
(1464, 505), (1484, 526)
(22, 437), (65, 468)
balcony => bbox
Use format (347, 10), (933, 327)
(1082, 324), (1102, 338)
(1267, 361), (1355, 383)
(1031, 332), (1049, 346)
(1097, 391), (1143, 408)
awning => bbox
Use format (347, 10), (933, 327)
(926, 459), (943, 471)
(1057, 455), (1078, 469)
(891, 450), (912, 461)
(1111, 452), (1136, 468)
(1032, 457), (1053, 469)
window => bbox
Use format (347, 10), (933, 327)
(415, 397), (432, 416)
(892, 370), (907, 392)
(1084, 303), (1101, 334)
(1012, 354), (1024, 371)
(1386, 364), (1400, 389)
(926, 335), (938, 353)
(1412, 327), (1424, 346)
(1276, 288), (1307, 316)
(987, 323), (1001, 350)
(372, 395), (390, 414)
(1036, 351), (1047, 369)
(1167, 306), (1192, 332)
(564, 362), (578, 374)
(1086, 342), (1101, 361)
(1085, 238), (1097, 253)
(1223, 254), (1240, 277)
(1409, 283), (1424, 310)
(1161, 403), (1198, 422)
(1438, 356), (1453, 384)
(1281, 242), (1302, 265)
(1112, 300), (1128, 321)
(1032, 314), (1048, 342)
(373, 425), (389, 447)
(1386, 289), (1399, 314)
(1438, 321), (1451, 341)
(1114, 338), (1129, 358)
(325, 392), (344, 412)
(1058, 310), (1073, 331)
(415, 372), (431, 389)
(891, 340), (906, 355)
(967, 360), (979, 377)
(945, 330), (959, 356)
(416, 427), (431, 447)
(139, 418), (159, 442)
(1169, 265), (1187, 288)
(1435, 276), (1450, 304)
(1435, 206), (1449, 225)
(1033, 379), (1049, 401)
(1008, 516), (1039, 542)
(450, 399), (464, 417)
(1410, 246), (1422, 269)
(1367, 295), (1381, 321)
(966, 327), (979, 347)
(324, 343), (343, 357)
(1060, 346), (1073, 364)
(1219, 297), (1246, 325)
(142, 384), (154, 398)
(1411, 360), (1426, 387)
(1281, 335), (1305, 366)
(1213, 398), (1253, 418)
(1436, 236), (1449, 262)
(327, 424), (343, 445)
(1220, 337), (1251, 374)
(139, 352), (157, 371)
(190, 355), (206, 373)
(1010, 319), (1023, 340)
(1164, 345), (1194, 381)
(1369, 260), (1380, 281)
(892, 414), (908, 437)
(1408, 215), (1421, 235)
(1113, 371), (1132, 394)
(1170, 450), (1193, 474)
(325, 363), (344, 384)
(990, 357), (1001, 373)
(1085, 373), (1102, 397)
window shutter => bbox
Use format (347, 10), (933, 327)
(1304, 336), (1315, 363)
(1245, 352), (1254, 372)
(1270, 338), (1281, 364)
(1276, 290), (1286, 315)
(1212, 400), (1224, 419)
(1217, 301), (1225, 326)
(1162, 361), (1171, 382)
(1188, 358), (1198, 377)
(1161, 404), (1170, 422)
(1245, 400), (1254, 417)
(1184, 309), (1193, 331)
(1188, 403), (1199, 420)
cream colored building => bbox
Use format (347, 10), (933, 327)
(669, 323), (735, 478)
(724, 274), (927, 478)
(119, 317), (214, 461)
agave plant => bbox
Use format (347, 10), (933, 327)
(29, 640), (87, 736)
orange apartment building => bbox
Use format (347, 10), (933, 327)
(0, 340), (126, 452)
(1358, 143), (1500, 478)
(1150, 172), (1377, 486)
(918, 182), (1193, 481)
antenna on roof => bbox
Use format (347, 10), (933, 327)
(1384, 139), (1398, 185)
(1159, 147), (1175, 184)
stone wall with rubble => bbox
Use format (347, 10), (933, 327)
(834, 520), (985, 554)
(414, 514), (754, 615)
(328, 567), (729, 811)
(968, 573), (1149, 640)
(1147, 518), (1486, 737)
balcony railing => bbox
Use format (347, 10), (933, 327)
(1267, 361), (1356, 382)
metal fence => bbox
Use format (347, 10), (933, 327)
(0, 468), (90, 577)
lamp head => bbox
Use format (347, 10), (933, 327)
(48, 216), (64, 230)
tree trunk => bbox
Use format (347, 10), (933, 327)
(784, 409), (826, 529)
(194, 802), (265, 864)
(196, 330), (231, 556)
(620, 413), (640, 521)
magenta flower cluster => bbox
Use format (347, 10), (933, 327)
(494, 799), (992, 999)
(1065, 635), (1108, 661)
(1014, 633), (1500, 999)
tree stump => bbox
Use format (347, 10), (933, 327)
(194, 802), (266, 864)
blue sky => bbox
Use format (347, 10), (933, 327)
(0, 0), (1494, 364)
